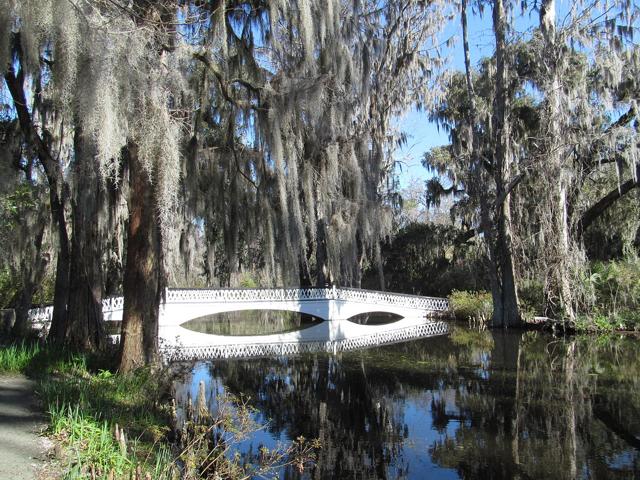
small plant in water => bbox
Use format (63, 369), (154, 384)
(174, 381), (321, 479)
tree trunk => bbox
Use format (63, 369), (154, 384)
(118, 143), (161, 372)
(3, 47), (71, 342)
(47, 234), (71, 343)
(315, 218), (330, 286)
(540, 0), (575, 324)
(65, 129), (105, 351)
(11, 221), (47, 338)
(490, 0), (521, 328)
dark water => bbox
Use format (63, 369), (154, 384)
(181, 310), (404, 336)
(172, 326), (640, 479)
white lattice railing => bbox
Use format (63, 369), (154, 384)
(102, 296), (124, 311)
(164, 287), (449, 311)
(163, 320), (450, 361)
(335, 287), (449, 311)
(28, 306), (53, 325)
(29, 287), (449, 323)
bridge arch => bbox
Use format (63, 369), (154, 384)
(30, 287), (450, 359)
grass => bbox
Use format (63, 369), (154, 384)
(0, 340), (41, 373)
(448, 290), (493, 325)
(0, 341), (320, 479)
(0, 342), (177, 479)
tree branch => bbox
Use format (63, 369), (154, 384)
(494, 171), (526, 208)
(192, 51), (264, 111)
(454, 228), (477, 245)
(578, 177), (639, 235)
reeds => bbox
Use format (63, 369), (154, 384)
(0, 341), (41, 372)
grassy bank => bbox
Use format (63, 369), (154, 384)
(448, 254), (640, 335)
(0, 342), (319, 479)
(0, 343), (176, 479)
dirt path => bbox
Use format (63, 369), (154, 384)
(0, 375), (51, 480)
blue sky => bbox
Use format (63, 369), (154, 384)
(394, 1), (549, 188)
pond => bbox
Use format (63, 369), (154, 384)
(172, 325), (640, 479)
(181, 310), (324, 336)
(180, 310), (405, 336)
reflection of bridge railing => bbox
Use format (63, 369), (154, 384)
(164, 320), (450, 361)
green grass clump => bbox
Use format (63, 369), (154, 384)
(448, 290), (493, 324)
(0, 341), (41, 373)
(47, 402), (174, 479)
(6, 345), (177, 479)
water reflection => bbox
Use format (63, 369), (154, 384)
(181, 310), (323, 336)
(346, 312), (404, 325)
(173, 328), (640, 479)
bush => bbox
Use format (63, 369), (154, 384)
(238, 272), (258, 288)
(518, 279), (544, 322)
(582, 256), (640, 331)
(448, 290), (493, 324)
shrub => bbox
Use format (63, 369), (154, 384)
(448, 290), (493, 324)
(582, 256), (640, 331)
(518, 279), (544, 321)
(238, 272), (258, 288)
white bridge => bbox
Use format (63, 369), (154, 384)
(29, 287), (450, 360)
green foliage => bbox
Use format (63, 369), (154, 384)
(448, 290), (493, 324)
(578, 256), (640, 332)
(32, 271), (55, 306)
(518, 279), (545, 321)
(0, 341), (41, 373)
(4, 344), (315, 479)
(0, 267), (19, 308)
(3, 346), (175, 478)
(238, 272), (259, 288)
(371, 222), (488, 297)
(0, 184), (37, 231)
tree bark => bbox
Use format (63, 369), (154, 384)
(490, 0), (521, 328)
(12, 221), (47, 337)
(118, 143), (161, 372)
(65, 128), (105, 351)
(539, 0), (575, 323)
(3, 39), (71, 342)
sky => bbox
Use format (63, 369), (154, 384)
(394, 1), (553, 189)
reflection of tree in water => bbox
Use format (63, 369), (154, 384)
(207, 334), (505, 479)
(173, 329), (640, 479)
(430, 331), (640, 480)
(213, 354), (411, 479)
(181, 310), (322, 336)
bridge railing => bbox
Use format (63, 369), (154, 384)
(29, 286), (450, 323)
(164, 286), (449, 311)
(165, 287), (333, 304)
(336, 287), (449, 311)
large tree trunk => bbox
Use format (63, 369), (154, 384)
(4, 45), (71, 342)
(12, 222), (47, 337)
(490, 0), (521, 328)
(65, 129), (105, 350)
(539, 0), (575, 324)
(47, 230), (71, 343)
(118, 144), (161, 372)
